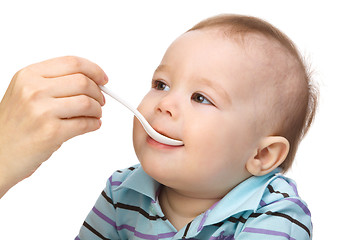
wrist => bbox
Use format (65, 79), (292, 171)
(0, 178), (13, 199)
(0, 169), (15, 199)
(0, 153), (20, 199)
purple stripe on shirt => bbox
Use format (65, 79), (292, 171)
(243, 227), (296, 240)
(285, 198), (311, 216)
(92, 207), (176, 240)
(209, 233), (234, 240)
(157, 232), (177, 239)
(198, 200), (220, 231)
(259, 200), (267, 207)
(74, 237), (80, 240)
(263, 196), (311, 218)
(93, 207), (117, 227)
(109, 176), (122, 186)
(289, 182), (299, 196)
(116, 224), (176, 239)
(111, 181), (123, 186)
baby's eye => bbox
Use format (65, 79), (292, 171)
(191, 93), (213, 105)
(153, 80), (170, 91)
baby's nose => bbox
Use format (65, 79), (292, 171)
(155, 94), (180, 119)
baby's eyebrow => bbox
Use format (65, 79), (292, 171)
(154, 64), (170, 74)
(197, 77), (231, 104)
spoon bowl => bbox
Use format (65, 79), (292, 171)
(100, 85), (184, 146)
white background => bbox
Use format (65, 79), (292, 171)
(0, 0), (340, 239)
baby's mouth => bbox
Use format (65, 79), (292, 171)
(147, 135), (184, 149)
(147, 128), (184, 147)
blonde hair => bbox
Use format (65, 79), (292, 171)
(187, 14), (318, 172)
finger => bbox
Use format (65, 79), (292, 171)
(60, 117), (102, 141)
(28, 56), (108, 85)
(47, 73), (105, 106)
(53, 95), (102, 119)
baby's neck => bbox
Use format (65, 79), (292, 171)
(159, 186), (220, 231)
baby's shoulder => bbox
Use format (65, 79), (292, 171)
(255, 176), (311, 229)
(260, 175), (307, 208)
(244, 176), (312, 238)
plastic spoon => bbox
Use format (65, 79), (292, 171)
(99, 85), (184, 146)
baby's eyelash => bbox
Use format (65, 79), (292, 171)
(152, 80), (170, 91)
(191, 93), (214, 105)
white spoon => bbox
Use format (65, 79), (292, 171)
(100, 85), (184, 146)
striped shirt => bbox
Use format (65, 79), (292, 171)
(76, 164), (312, 240)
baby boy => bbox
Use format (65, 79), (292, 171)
(76, 14), (316, 239)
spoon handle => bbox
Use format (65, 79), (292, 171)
(99, 85), (142, 122)
(99, 85), (183, 146)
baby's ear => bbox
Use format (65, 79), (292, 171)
(246, 136), (290, 176)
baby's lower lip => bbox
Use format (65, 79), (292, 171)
(147, 136), (183, 149)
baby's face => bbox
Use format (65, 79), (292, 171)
(133, 29), (266, 198)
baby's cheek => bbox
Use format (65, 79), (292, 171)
(132, 119), (144, 153)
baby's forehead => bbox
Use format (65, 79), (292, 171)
(166, 28), (298, 95)
(193, 28), (293, 75)
(224, 31), (298, 86)
(207, 30), (294, 91)
(199, 29), (300, 108)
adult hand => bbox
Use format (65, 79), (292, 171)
(0, 56), (108, 198)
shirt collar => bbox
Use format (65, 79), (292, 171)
(115, 165), (281, 226)
(204, 168), (281, 226)
(115, 165), (161, 201)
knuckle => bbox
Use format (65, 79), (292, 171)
(64, 56), (82, 69)
(78, 95), (93, 111)
(14, 71), (46, 103)
(75, 118), (101, 134)
(13, 67), (35, 84)
(13, 68), (26, 81)
(21, 85), (44, 102)
(19, 85), (34, 101)
(75, 74), (90, 90)
(78, 119), (90, 132)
